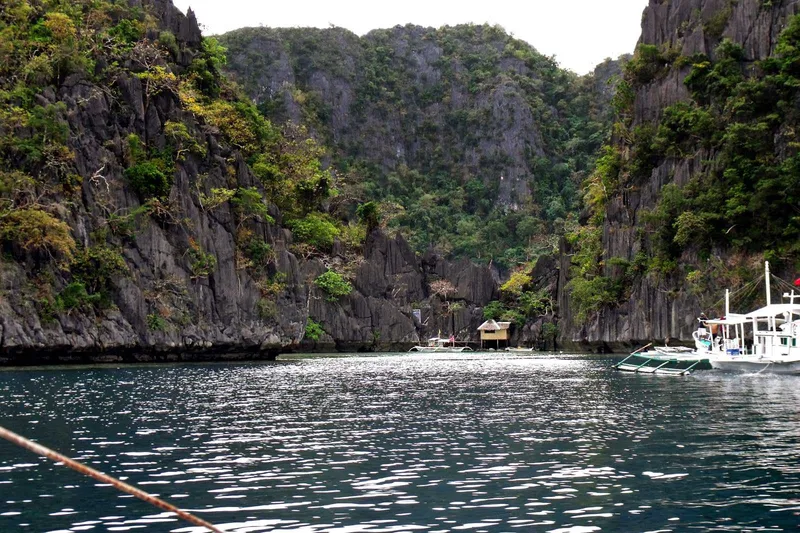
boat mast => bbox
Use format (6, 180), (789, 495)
(766, 261), (771, 306)
(725, 289), (730, 340)
(765, 261), (775, 334)
(725, 289), (730, 316)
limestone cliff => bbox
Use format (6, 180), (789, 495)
(221, 25), (569, 206)
(0, 0), (499, 364)
(561, 0), (800, 350)
(219, 26), (618, 267)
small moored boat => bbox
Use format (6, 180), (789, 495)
(408, 336), (473, 352)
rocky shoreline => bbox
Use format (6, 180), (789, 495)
(0, 338), (673, 367)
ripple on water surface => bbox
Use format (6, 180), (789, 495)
(1, 352), (800, 532)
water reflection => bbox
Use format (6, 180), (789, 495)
(1, 353), (799, 531)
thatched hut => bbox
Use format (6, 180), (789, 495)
(478, 319), (511, 349)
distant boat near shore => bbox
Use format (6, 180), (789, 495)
(408, 337), (473, 352)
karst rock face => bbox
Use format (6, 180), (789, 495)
(558, 0), (800, 351)
(634, 0), (800, 124)
(218, 22), (634, 351)
(222, 25), (550, 209)
(0, 0), (503, 364)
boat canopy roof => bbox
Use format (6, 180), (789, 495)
(704, 314), (749, 325)
(743, 304), (800, 319)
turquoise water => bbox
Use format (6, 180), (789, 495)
(1, 352), (799, 532)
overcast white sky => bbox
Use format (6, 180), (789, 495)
(172, 0), (648, 74)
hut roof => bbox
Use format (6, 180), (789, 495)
(478, 320), (511, 331)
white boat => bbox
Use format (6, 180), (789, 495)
(505, 346), (535, 352)
(408, 337), (473, 352)
(616, 263), (800, 375)
(702, 305), (800, 374)
(692, 262), (800, 375)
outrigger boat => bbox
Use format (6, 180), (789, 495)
(505, 346), (535, 352)
(408, 336), (473, 352)
(692, 262), (800, 374)
(704, 306), (800, 374)
(619, 262), (800, 375)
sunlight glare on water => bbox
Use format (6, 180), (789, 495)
(1, 352), (799, 532)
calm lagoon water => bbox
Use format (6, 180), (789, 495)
(1, 352), (799, 532)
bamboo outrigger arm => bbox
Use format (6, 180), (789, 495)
(0, 425), (224, 533)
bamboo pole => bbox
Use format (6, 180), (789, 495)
(614, 342), (653, 370)
(0, 425), (224, 533)
(614, 354), (636, 368)
(631, 342), (653, 355)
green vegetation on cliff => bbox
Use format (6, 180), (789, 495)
(569, 13), (800, 319)
(0, 0), (365, 331)
(220, 25), (617, 269)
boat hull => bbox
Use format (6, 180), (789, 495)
(709, 357), (800, 374)
(408, 346), (473, 353)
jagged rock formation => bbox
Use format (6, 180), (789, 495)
(561, 0), (800, 351)
(298, 231), (499, 352)
(0, 0), (499, 364)
(635, 0), (800, 123)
